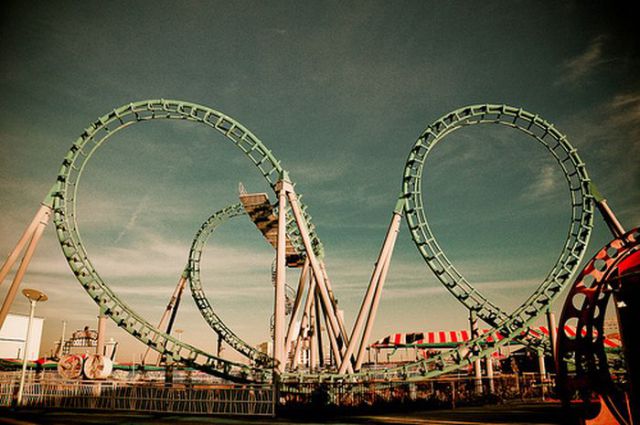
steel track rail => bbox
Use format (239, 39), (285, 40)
(52, 100), (321, 382)
(284, 104), (595, 382)
(50, 100), (596, 384)
(187, 203), (273, 366)
(402, 104), (594, 353)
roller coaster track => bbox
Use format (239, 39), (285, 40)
(288, 105), (595, 381)
(43, 100), (595, 383)
(50, 100), (321, 382)
(402, 104), (594, 354)
(186, 203), (272, 365)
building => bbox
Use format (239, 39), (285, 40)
(0, 313), (44, 361)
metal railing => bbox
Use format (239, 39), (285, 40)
(1, 372), (554, 414)
(281, 374), (555, 409)
(0, 374), (274, 416)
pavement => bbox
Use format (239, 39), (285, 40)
(0, 401), (567, 425)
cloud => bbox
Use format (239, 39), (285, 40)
(114, 195), (150, 243)
(520, 163), (563, 204)
(608, 92), (640, 139)
(556, 35), (608, 86)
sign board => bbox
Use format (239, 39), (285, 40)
(0, 313), (44, 360)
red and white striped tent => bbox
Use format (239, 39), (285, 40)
(371, 326), (621, 349)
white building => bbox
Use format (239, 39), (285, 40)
(0, 313), (44, 361)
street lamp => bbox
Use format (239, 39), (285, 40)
(16, 288), (47, 406)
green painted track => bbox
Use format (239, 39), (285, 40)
(51, 100), (321, 382)
(50, 100), (594, 383)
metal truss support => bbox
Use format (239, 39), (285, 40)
(309, 297), (318, 372)
(470, 309), (483, 395)
(340, 203), (403, 373)
(290, 272), (318, 371)
(355, 215), (400, 371)
(486, 355), (494, 394)
(0, 203), (52, 329)
(320, 262), (349, 351)
(217, 334), (223, 357)
(283, 183), (350, 371)
(545, 308), (557, 364)
(592, 183), (625, 239)
(538, 349), (547, 400)
(273, 180), (288, 374)
(285, 259), (309, 362)
(142, 273), (188, 365)
(96, 312), (107, 356)
(315, 291), (325, 368)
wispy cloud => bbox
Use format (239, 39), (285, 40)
(114, 195), (150, 243)
(608, 92), (640, 139)
(521, 163), (563, 204)
(556, 35), (608, 86)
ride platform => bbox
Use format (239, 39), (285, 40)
(239, 193), (304, 267)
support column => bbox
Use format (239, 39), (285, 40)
(319, 262), (349, 348)
(96, 313), (107, 355)
(273, 181), (288, 375)
(486, 355), (494, 394)
(538, 349), (547, 399)
(56, 321), (67, 358)
(340, 208), (402, 373)
(309, 298), (318, 372)
(291, 329), (304, 371)
(315, 291), (325, 367)
(142, 273), (188, 365)
(16, 298), (37, 406)
(355, 235), (398, 370)
(284, 259), (309, 357)
(0, 205), (47, 286)
(291, 275), (318, 371)
(0, 206), (52, 329)
(217, 334), (223, 357)
(546, 308), (557, 367)
(595, 198), (625, 238)
(469, 309), (483, 395)
(286, 189), (345, 367)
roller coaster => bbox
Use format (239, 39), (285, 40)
(0, 100), (637, 423)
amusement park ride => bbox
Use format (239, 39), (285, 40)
(0, 100), (637, 423)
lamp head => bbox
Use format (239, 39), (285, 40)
(22, 288), (48, 303)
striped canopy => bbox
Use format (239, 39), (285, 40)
(371, 326), (621, 349)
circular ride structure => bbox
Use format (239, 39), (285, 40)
(298, 105), (595, 382)
(51, 100), (319, 382)
(47, 100), (599, 383)
(556, 227), (639, 424)
(402, 105), (594, 354)
(187, 202), (274, 366)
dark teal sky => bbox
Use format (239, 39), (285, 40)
(1, 1), (638, 361)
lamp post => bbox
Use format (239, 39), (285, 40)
(16, 288), (47, 406)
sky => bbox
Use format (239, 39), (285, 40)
(0, 1), (638, 363)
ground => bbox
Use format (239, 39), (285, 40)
(0, 401), (567, 425)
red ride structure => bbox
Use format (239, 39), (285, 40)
(556, 187), (639, 425)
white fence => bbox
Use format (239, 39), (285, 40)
(0, 374), (274, 416)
